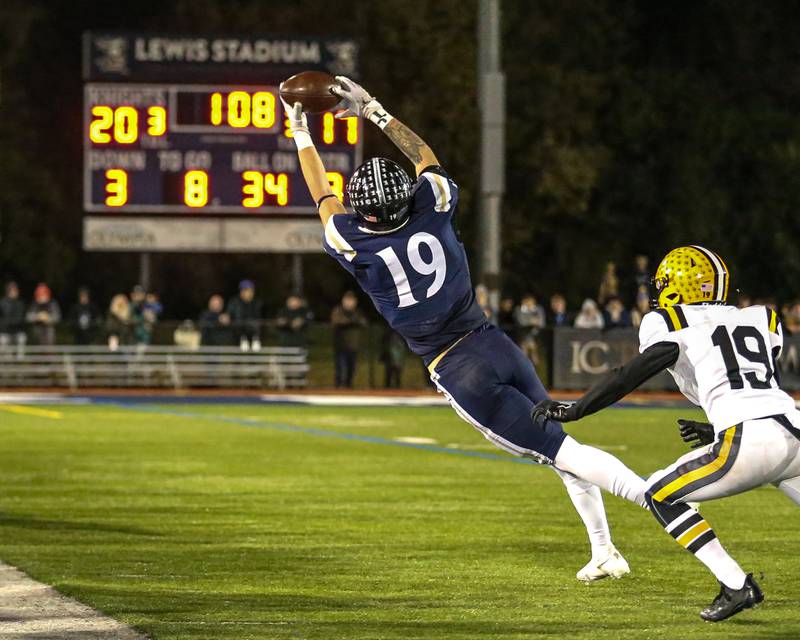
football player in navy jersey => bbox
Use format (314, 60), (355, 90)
(281, 77), (648, 581)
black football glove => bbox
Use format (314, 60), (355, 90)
(678, 419), (715, 449)
(532, 399), (576, 425)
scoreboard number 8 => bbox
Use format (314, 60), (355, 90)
(185, 170), (209, 207)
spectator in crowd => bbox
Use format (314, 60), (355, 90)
(331, 291), (367, 388)
(173, 319), (201, 349)
(631, 286), (651, 328)
(26, 283), (60, 345)
(227, 279), (263, 351)
(603, 296), (632, 329)
(514, 293), (546, 365)
(597, 261), (620, 305)
(574, 298), (605, 329)
(632, 255), (650, 297)
(475, 284), (493, 320)
(129, 285), (158, 345)
(198, 294), (232, 346)
(66, 286), (100, 345)
(548, 293), (572, 327)
(783, 301), (800, 335)
(498, 296), (516, 336)
(145, 291), (163, 318)
(105, 294), (131, 350)
(380, 328), (406, 388)
(275, 295), (312, 347)
(0, 281), (27, 349)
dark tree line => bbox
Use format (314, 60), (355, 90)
(1, 0), (799, 320)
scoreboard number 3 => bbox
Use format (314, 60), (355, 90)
(105, 169), (128, 206)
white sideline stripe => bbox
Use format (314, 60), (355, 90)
(394, 436), (438, 444)
(260, 394), (449, 407)
(0, 562), (146, 639)
(0, 393), (90, 405)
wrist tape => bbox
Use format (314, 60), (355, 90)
(292, 129), (314, 150)
(364, 100), (394, 130)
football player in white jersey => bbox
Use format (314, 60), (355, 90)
(533, 245), (800, 621)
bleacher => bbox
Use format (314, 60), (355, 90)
(0, 345), (309, 390)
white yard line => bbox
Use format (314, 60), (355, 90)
(0, 563), (146, 639)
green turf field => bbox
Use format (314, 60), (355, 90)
(0, 401), (797, 639)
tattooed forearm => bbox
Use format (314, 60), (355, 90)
(385, 119), (427, 164)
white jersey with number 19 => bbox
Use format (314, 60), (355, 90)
(639, 304), (796, 433)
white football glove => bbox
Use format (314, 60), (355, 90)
(332, 76), (394, 129)
(279, 96), (312, 150)
(279, 96), (309, 134)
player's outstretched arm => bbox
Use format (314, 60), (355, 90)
(532, 341), (680, 424)
(281, 98), (346, 227)
(333, 76), (438, 176)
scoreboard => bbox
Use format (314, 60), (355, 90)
(84, 83), (360, 213)
(82, 32), (360, 251)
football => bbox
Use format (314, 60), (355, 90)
(279, 71), (340, 114)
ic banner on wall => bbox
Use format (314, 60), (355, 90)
(552, 328), (676, 391)
(552, 328), (800, 392)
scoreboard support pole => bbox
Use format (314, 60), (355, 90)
(291, 254), (304, 296)
(139, 252), (151, 291)
(478, 0), (506, 318)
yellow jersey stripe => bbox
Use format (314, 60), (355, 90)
(651, 428), (736, 502)
(769, 309), (778, 334)
(428, 173), (451, 212)
(664, 306), (682, 331)
(427, 332), (471, 374)
(676, 521), (711, 548)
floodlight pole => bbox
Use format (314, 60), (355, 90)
(478, 0), (505, 317)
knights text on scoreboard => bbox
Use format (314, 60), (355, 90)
(83, 82), (361, 214)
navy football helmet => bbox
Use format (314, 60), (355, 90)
(347, 157), (413, 232)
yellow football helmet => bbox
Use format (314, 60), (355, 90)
(652, 245), (730, 308)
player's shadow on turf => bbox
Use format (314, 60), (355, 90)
(0, 512), (162, 537)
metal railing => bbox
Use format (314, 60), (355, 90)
(0, 345), (308, 390)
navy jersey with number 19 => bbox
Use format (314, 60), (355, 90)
(323, 167), (487, 361)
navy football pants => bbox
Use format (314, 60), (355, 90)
(427, 324), (567, 463)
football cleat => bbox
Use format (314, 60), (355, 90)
(576, 546), (630, 582)
(700, 573), (764, 622)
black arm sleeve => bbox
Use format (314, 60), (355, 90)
(569, 341), (680, 420)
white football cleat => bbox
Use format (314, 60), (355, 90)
(576, 546), (630, 582)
